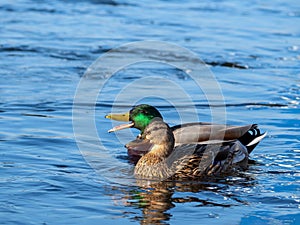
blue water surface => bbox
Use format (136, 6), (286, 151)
(0, 0), (299, 224)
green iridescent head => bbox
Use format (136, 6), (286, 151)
(129, 104), (163, 131)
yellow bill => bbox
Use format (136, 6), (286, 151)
(105, 112), (130, 122)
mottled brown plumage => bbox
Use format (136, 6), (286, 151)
(131, 118), (257, 180)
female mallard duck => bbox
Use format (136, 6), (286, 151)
(105, 104), (266, 158)
(117, 117), (264, 180)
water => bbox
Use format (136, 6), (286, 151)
(1, 0), (299, 224)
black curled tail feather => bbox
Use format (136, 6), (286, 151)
(238, 124), (266, 154)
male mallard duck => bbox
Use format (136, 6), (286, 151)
(116, 117), (264, 180)
(105, 104), (266, 158)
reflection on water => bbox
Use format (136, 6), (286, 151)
(110, 173), (257, 224)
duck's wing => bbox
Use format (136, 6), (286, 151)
(171, 123), (254, 145)
(168, 141), (249, 178)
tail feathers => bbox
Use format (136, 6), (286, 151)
(246, 131), (267, 147)
(238, 124), (267, 154)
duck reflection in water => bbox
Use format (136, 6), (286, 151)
(111, 174), (256, 225)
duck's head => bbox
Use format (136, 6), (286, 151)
(127, 117), (175, 158)
(132, 117), (175, 179)
(105, 104), (163, 133)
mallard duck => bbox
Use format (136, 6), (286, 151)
(105, 104), (266, 158)
(112, 117), (265, 180)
